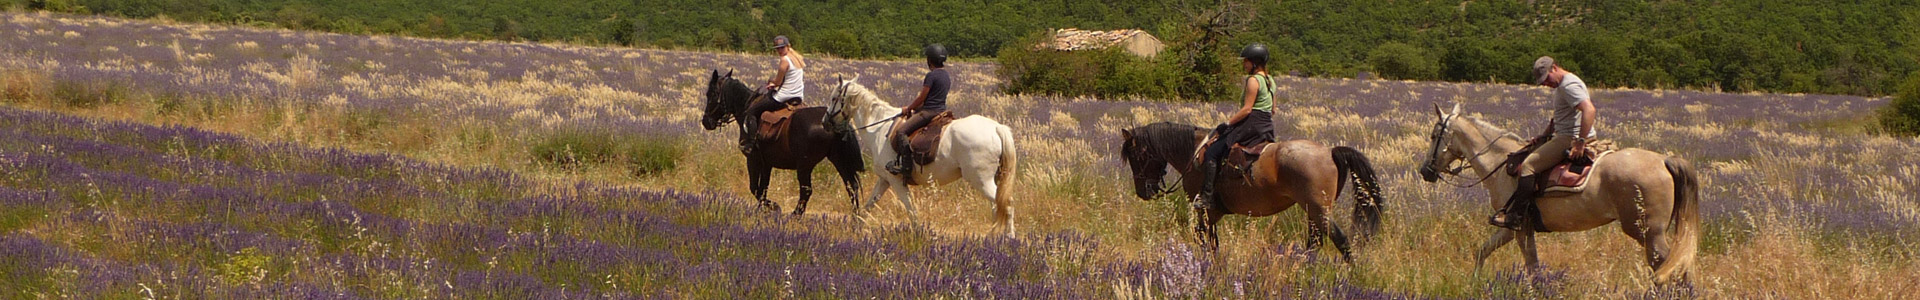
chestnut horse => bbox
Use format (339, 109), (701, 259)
(1120, 122), (1384, 262)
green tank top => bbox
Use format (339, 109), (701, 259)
(1249, 74), (1275, 112)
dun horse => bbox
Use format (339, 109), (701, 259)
(1119, 122), (1385, 262)
(700, 70), (865, 215)
(1418, 103), (1699, 284)
(826, 77), (1019, 237)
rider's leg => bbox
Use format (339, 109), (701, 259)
(1492, 135), (1572, 229)
(741, 98), (784, 152)
(888, 110), (936, 175)
(1199, 124), (1235, 208)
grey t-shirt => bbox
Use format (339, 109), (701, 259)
(1550, 73), (1594, 138)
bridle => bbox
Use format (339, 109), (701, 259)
(1125, 135), (1186, 198)
(1425, 113), (1514, 188)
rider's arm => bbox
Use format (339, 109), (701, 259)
(1228, 76), (1257, 125)
(1576, 100), (1595, 139)
(766, 58), (790, 90)
(904, 85), (930, 115)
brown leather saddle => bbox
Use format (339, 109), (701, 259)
(1225, 142), (1270, 173)
(756, 99), (806, 141)
(904, 111), (956, 166)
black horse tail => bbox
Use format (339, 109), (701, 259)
(1332, 146), (1384, 241)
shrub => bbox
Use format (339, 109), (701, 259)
(531, 130), (681, 176)
(623, 137), (682, 176)
(997, 31), (1213, 101)
(51, 81), (124, 109)
(1879, 73), (1920, 136)
(1366, 42), (1439, 81)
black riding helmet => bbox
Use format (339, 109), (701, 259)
(924, 44), (948, 68)
(1240, 43), (1269, 67)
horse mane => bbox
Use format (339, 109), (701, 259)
(1465, 116), (1523, 142)
(836, 79), (897, 116)
(1127, 122), (1206, 164)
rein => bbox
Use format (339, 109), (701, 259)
(1433, 117), (1521, 189)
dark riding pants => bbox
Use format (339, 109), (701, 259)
(745, 97), (800, 136)
(1203, 110), (1275, 166)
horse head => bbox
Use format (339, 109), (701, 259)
(1419, 103), (1466, 182)
(701, 69), (749, 130)
(1120, 126), (1173, 200)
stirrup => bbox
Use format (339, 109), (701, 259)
(885, 157), (912, 175)
(1488, 211), (1523, 230)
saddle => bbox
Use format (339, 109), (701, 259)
(756, 100), (807, 141)
(1225, 142), (1270, 174)
(903, 111), (956, 166)
(1504, 139), (1619, 195)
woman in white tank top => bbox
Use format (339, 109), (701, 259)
(742, 36), (808, 153)
(765, 36), (805, 104)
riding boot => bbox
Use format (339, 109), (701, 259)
(1197, 159), (1222, 211)
(886, 153), (914, 175)
(1490, 175), (1542, 230)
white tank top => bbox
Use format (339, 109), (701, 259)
(773, 56), (805, 101)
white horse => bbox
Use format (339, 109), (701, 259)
(824, 76), (1019, 237)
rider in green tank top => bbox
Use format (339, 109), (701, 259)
(1197, 43), (1279, 210)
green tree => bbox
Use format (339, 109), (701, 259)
(1880, 73), (1920, 136)
(1367, 42), (1438, 80)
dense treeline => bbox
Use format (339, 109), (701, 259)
(9, 0), (1916, 96)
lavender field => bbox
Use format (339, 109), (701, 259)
(3, 11), (1917, 298)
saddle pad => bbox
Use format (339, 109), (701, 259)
(907, 111), (956, 166)
(1542, 149), (1616, 194)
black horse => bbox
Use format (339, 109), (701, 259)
(700, 70), (865, 215)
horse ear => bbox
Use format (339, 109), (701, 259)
(725, 69), (734, 78)
(1432, 103), (1444, 116)
(1450, 102), (1461, 115)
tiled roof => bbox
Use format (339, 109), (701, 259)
(1042, 28), (1155, 51)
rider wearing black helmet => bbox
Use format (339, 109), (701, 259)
(1197, 43), (1279, 206)
(887, 44), (954, 175)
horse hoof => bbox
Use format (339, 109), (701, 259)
(759, 201), (781, 212)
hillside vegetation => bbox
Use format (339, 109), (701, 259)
(8, 0), (1917, 96)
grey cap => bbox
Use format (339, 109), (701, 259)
(771, 36), (791, 49)
(1531, 56), (1556, 85)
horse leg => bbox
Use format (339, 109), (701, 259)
(964, 166), (1014, 237)
(1516, 228), (1541, 269)
(889, 180), (920, 225)
(857, 174), (891, 220)
(1305, 203), (1355, 263)
(1475, 228), (1517, 271)
(791, 165), (815, 216)
(1195, 205), (1226, 252)
(1628, 213), (1675, 279)
(750, 163), (778, 212)
(831, 157), (863, 216)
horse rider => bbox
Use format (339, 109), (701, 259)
(1197, 43), (1279, 207)
(742, 35), (807, 153)
(1489, 56), (1598, 230)
(886, 44), (953, 175)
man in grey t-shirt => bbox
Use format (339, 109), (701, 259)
(1490, 56), (1598, 230)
